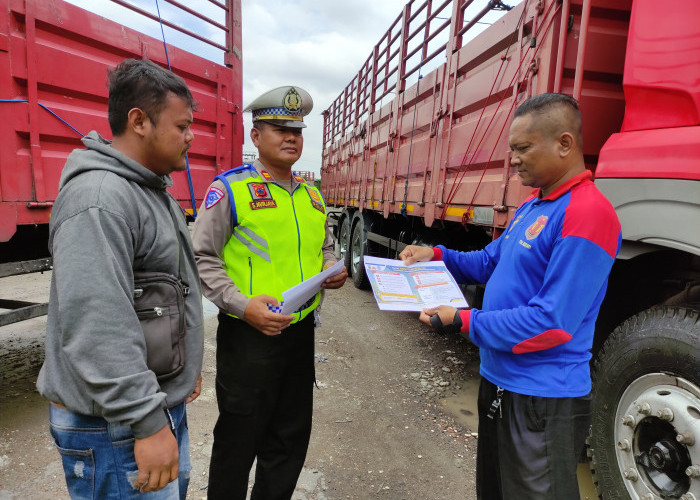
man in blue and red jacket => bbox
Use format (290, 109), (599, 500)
(400, 93), (621, 499)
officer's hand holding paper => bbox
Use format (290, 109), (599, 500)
(280, 260), (345, 314)
(320, 261), (348, 289)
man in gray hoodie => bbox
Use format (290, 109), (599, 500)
(37, 58), (204, 499)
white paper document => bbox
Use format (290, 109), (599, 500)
(363, 256), (468, 311)
(280, 260), (345, 314)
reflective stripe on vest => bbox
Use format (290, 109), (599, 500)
(220, 168), (326, 323)
(233, 226), (271, 262)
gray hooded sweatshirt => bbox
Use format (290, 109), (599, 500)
(37, 131), (204, 439)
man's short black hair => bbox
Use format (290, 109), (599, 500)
(514, 93), (580, 119)
(514, 93), (583, 148)
(107, 58), (195, 135)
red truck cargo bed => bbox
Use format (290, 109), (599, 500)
(0, 0), (243, 242)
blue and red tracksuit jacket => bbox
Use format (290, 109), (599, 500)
(435, 170), (621, 397)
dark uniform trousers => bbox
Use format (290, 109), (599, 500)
(208, 313), (315, 500)
(476, 378), (592, 500)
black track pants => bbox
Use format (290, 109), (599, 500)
(207, 313), (315, 500)
(476, 377), (591, 500)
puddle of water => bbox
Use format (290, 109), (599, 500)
(440, 375), (480, 432)
(577, 463), (600, 500)
(441, 373), (600, 500)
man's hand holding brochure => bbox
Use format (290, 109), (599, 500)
(362, 255), (468, 312)
(390, 245), (469, 335)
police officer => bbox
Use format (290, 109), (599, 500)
(192, 86), (347, 499)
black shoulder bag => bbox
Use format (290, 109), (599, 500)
(133, 205), (190, 382)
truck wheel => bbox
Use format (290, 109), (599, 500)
(338, 213), (352, 275)
(350, 212), (371, 289)
(589, 307), (700, 500)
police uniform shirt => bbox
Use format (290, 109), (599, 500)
(192, 159), (336, 318)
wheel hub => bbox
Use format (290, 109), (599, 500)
(636, 434), (691, 496)
(614, 374), (700, 499)
(339, 220), (350, 256)
(351, 227), (362, 276)
(644, 440), (683, 473)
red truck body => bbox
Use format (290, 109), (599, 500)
(0, 0), (242, 325)
(322, 1), (699, 498)
(0, 0), (243, 245)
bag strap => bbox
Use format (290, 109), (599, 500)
(165, 195), (189, 293)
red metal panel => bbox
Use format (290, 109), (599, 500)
(597, 127), (700, 181)
(0, 0), (242, 242)
(595, 0), (700, 182)
(619, 0), (700, 131)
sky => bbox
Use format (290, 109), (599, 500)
(62, 0), (508, 176)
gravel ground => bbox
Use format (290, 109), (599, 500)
(0, 269), (597, 499)
(0, 270), (482, 500)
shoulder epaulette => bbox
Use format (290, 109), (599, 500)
(213, 164), (257, 227)
(220, 163), (255, 179)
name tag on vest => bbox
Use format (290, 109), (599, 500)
(251, 199), (277, 210)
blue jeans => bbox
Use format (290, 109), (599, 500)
(49, 402), (191, 499)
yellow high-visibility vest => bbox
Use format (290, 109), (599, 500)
(218, 165), (326, 323)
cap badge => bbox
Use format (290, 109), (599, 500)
(284, 88), (302, 112)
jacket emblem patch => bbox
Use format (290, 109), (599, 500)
(260, 170), (274, 181)
(293, 174), (306, 183)
(308, 189), (325, 214)
(525, 215), (548, 240)
(249, 182), (271, 200)
(205, 187), (225, 209)
(248, 182), (276, 210)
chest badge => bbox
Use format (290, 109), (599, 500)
(525, 215), (548, 240)
(248, 182), (277, 210)
(308, 188), (325, 214)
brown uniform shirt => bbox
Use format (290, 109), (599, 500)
(192, 160), (335, 318)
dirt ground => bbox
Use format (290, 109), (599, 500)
(0, 269), (598, 499)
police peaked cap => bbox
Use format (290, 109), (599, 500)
(243, 86), (313, 129)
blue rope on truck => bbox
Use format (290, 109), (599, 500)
(0, 99), (85, 137)
(155, 0), (198, 219)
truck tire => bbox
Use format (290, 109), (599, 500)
(338, 213), (352, 275)
(350, 212), (371, 289)
(589, 306), (700, 500)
